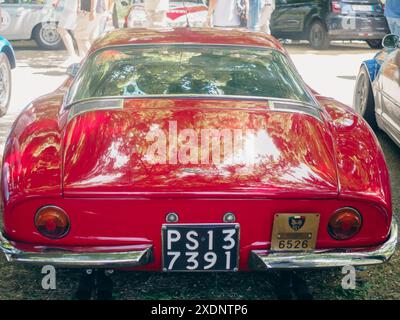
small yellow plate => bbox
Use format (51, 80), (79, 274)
(271, 214), (320, 251)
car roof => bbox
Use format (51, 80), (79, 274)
(89, 28), (286, 55)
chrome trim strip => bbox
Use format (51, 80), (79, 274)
(0, 233), (152, 268)
(250, 222), (397, 269)
(270, 101), (323, 122)
(66, 95), (320, 110)
(68, 98), (124, 122)
(65, 96), (322, 123)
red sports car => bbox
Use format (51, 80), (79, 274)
(0, 28), (397, 272)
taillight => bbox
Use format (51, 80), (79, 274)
(331, 1), (342, 13)
(35, 206), (70, 239)
(328, 207), (362, 240)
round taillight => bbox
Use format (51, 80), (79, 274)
(328, 207), (362, 240)
(35, 206), (70, 239)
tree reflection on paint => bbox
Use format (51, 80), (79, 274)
(63, 99), (337, 194)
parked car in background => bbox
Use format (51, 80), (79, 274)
(354, 34), (400, 146)
(0, 0), (61, 50)
(125, 0), (208, 28)
(0, 36), (15, 116)
(271, 0), (389, 49)
(0, 28), (396, 274)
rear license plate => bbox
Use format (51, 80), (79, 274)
(352, 5), (373, 11)
(271, 214), (320, 251)
(162, 224), (239, 272)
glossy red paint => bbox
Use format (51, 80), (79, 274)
(63, 99), (338, 197)
(0, 29), (393, 271)
(317, 95), (392, 213)
(3, 198), (390, 271)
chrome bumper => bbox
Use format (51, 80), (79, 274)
(0, 233), (152, 268)
(250, 222), (398, 270)
(1, 222), (397, 270)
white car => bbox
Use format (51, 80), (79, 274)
(125, 0), (208, 28)
(0, 0), (61, 50)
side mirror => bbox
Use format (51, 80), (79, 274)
(66, 63), (80, 78)
(382, 34), (400, 49)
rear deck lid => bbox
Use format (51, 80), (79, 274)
(62, 98), (338, 198)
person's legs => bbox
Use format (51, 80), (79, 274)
(146, 9), (167, 27)
(75, 13), (92, 58)
(247, 0), (261, 31)
(259, 4), (274, 34)
(145, 10), (155, 27)
(154, 10), (167, 27)
(89, 15), (103, 43)
(99, 13), (109, 34)
(387, 17), (400, 37)
(75, 38), (91, 58)
(57, 27), (77, 58)
(393, 18), (400, 37)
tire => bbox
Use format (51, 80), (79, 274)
(308, 20), (330, 50)
(366, 39), (383, 49)
(0, 53), (11, 117)
(32, 23), (63, 50)
(353, 66), (377, 128)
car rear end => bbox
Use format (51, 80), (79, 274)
(0, 39), (396, 271)
(326, 0), (388, 41)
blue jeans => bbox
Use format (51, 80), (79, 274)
(387, 17), (400, 37)
(248, 0), (263, 31)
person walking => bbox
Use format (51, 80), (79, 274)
(75, 0), (99, 58)
(144, 0), (170, 28)
(207, 0), (242, 28)
(247, 0), (275, 34)
(52, 0), (79, 65)
(92, 0), (114, 41)
(385, 0), (400, 36)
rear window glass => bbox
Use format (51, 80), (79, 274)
(67, 45), (314, 104)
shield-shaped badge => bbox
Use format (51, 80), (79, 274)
(288, 216), (306, 231)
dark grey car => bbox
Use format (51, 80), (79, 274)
(271, 0), (389, 49)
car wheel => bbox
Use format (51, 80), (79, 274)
(353, 66), (377, 128)
(0, 53), (11, 117)
(366, 39), (383, 49)
(33, 23), (63, 50)
(308, 21), (330, 50)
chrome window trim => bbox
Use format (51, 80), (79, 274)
(68, 98), (124, 121)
